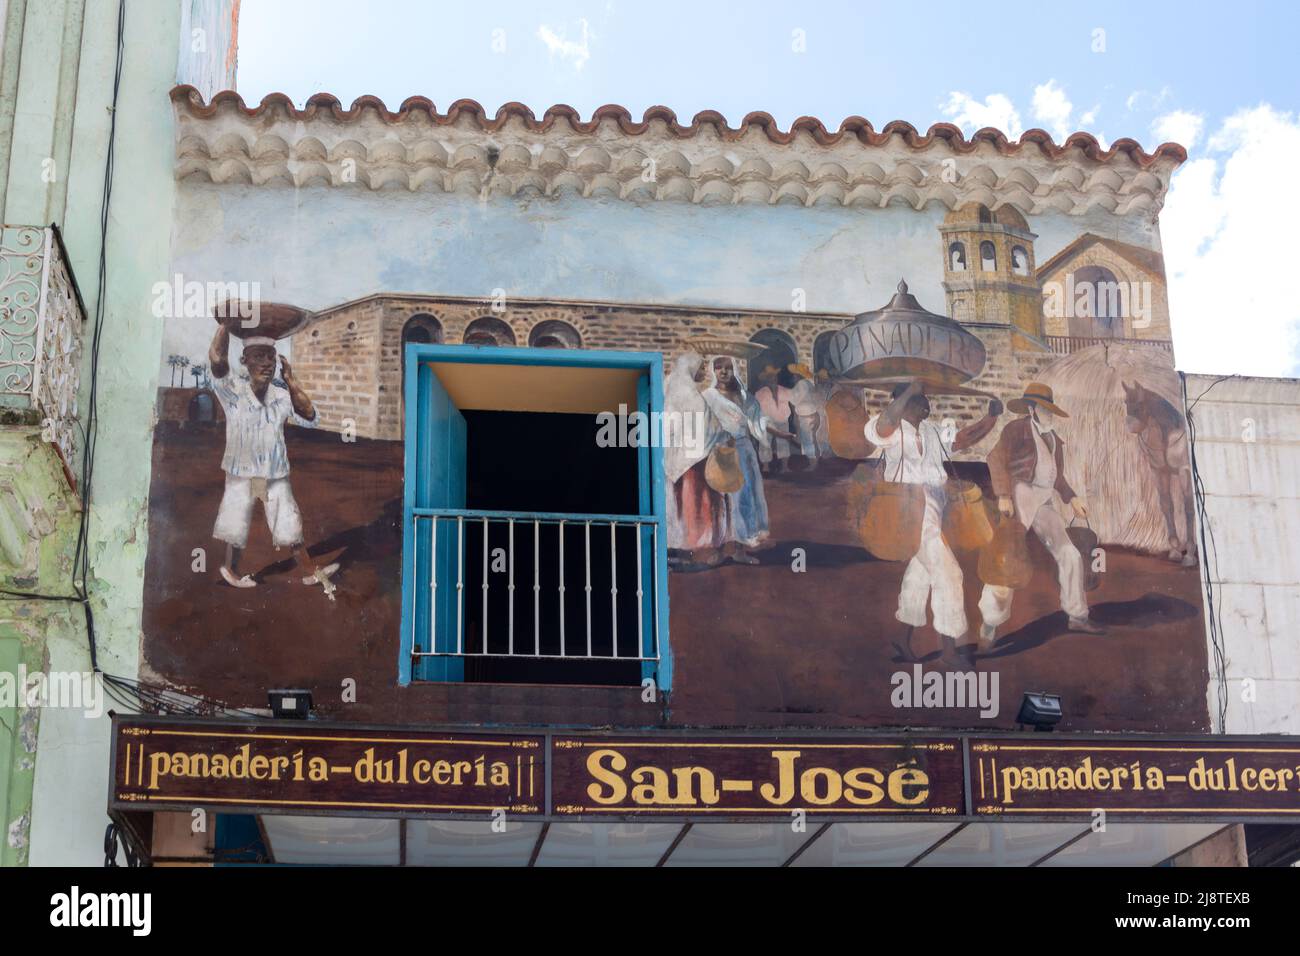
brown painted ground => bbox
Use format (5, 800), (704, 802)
(142, 420), (1209, 732)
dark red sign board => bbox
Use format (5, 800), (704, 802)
(550, 735), (964, 817)
(969, 737), (1300, 818)
(111, 717), (543, 816)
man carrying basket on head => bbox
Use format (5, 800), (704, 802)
(978, 382), (1102, 643)
(866, 380), (1001, 655)
(208, 313), (336, 591)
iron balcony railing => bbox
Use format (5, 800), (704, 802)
(409, 509), (662, 666)
(0, 224), (86, 479)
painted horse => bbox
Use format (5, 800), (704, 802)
(1122, 380), (1197, 565)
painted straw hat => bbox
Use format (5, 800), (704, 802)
(1007, 382), (1069, 417)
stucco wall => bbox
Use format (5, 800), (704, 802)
(1188, 373), (1300, 734)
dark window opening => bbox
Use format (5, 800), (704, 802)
(459, 410), (642, 685)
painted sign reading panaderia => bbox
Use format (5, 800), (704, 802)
(110, 717), (543, 816)
(970, 738), (1300, 817)
(550, 736), (964, 816)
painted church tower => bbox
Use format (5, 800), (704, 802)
(940, 203), (1045, 349)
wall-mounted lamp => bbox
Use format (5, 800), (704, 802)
(268, 688), (313, 719)
(1016, 692), (1062, 731)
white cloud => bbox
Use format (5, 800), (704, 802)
(940, 91), (1023, 138)
(1079, 105), (1100, 128)
(1163, 105), (1300, 376)
(1126, 86), (1171, 112)
(537, 18), (592, 70)
(1152, 109), (1205, 150)
(1032, 79), (1074, 140)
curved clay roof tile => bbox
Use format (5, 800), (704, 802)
(170, 86), (1188, 168)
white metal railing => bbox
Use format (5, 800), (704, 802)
(409, 509), (662, 665)
(0, 224), (85, 474)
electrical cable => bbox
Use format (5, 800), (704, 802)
(1182, 371), (1234, 733)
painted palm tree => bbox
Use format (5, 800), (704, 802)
(190, 362), (208, 389)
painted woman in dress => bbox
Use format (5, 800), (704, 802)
(664, 352), (728, 565)
(703, 356), (796, 563)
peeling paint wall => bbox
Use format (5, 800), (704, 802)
(0, 428), (79, 867)
(12, 1), (182, 868)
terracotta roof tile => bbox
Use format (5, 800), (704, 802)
(170, 85), (1188, 169)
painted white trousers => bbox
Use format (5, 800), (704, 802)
(978, 482), (1088, 628)
(897, 485), (968, 639)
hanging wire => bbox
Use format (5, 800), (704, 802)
(1181, 371), (1235, 733)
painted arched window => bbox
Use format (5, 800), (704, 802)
(462, 315), (516, 347)
(399, 314), (444, 434)
(1011, 245), (1030, 276)
(528, 319), (582, 349)
(979, 241), (997, 272)
(812, 331), (837, 376)
(948, 241), (967, 272)
(1069, 266), (1124, 339)
(747, 328), (799, 393)
(402, 313), (444, 346)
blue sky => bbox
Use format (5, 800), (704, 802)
(237, 0), (1300, 376)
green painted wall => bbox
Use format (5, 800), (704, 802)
(0, 426), (83, 864)
(0, 0), (183, 865)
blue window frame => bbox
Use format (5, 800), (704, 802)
(399, 343), (671, 690)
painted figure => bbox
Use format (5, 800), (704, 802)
(787, 363), (826, 470)
(208, 322), (337, 590)
(1123, 380), (1197, 566)
(813, 369), (836, 457)
(664, 353), (727, 562)
(704, 356), (796, 562)
(866, 381), (1001, 654)
(752, 362), (795, 473)
(979, 382), (1103, 641)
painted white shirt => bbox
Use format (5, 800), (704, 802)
(865, 415), (951, 487)
(1029, 417), (1059, 489)
(211, 372), (316, 479)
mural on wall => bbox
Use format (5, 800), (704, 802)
(653, 205), (1202, 731)
(140, 202), (1206, 732)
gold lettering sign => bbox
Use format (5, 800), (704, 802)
(550, 736), (963, 816)
(969, 738), (1300, 817)
(111, 717), (543, 816)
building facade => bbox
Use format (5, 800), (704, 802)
(2, 3), (1298, 867)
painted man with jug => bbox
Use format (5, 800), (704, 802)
(978, 382), (1104, 643)
(866, 380), (1001, 656)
